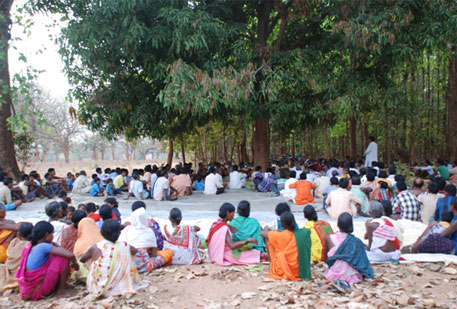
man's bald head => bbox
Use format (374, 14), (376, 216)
(413, 177), (424, 189)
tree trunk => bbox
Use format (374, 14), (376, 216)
(448, 53), (457, 159)
(253, 117), (269, 170)
(101, 147), (105, 161)
(0, 0), (20, 178)
(181, 140), (186, 164)
(291, 133), (295, 160)
(111, 143), (116, 160)
(202, 127), (207, 164)
(240, 127), (248, 163)
(92, 144), (97, 161)
(125, 143), (129, 160)
(62, 146), (70, 164)
(349, 116), (357, 160)
(167, 139), (174, 166)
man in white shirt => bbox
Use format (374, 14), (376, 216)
(314, 173), (330, 199)
(126, 171), (149, 200)
(364, 136), (378, 168)
(228, 165), (247, 189)
(0, 178), (22, 210)
(204, 168), (225, 195)
(72, 171), (92, 194)
(153, 171), (178, 201)
(280, 170), (297, 200)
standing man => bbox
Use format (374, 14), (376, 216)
(364, 136), (378, 168)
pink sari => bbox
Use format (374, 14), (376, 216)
(324, 232), (363, 283)
(207, 220), (261, 266)
(16, 243), (68, 300)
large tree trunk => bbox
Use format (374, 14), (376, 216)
(448, 53), (457, 159)
(62, 143), (70, 163)
(167, 139), (173, 166)
(240, 127), (248, 163)
(111, 143), (116, 160)
(0, 0), (19, 178)
(349, 116), (357, 160)
(253, 117), (269, 170)
(181, 139), (186, 164)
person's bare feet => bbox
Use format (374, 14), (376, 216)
(56, 288), (78, 298)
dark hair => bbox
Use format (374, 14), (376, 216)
(280, 211), (296, 232)
(379, 181), (388, 189)
(378, 171), (388, 179)
(359, 168), (367, 176)
(413, 178), (424, 189)
(279, 169), (289, 179)
(45, 201), (61, 218)
(91, 173), (98, 180)
(18, 222), (33, 240)
(71, 210), (87, 228)
(68, 206), (76, 213)
(237, 200), (250, 217)
(380, 200), (393, 217)
(275, 203), (291, 216)
(369, 136), (375, 142)
(232, 165), (238, 172)
(59, 201), (68, 212)
(303, 205), (318, 221)
(330, 177), (339, 185)
(289, 171), (296, 178)
(31, 221), (54, 246)
(339, 178), (349, 189)
(396, 181), (407, 192)
(337, 212), (353, 234)
(132, 171), (140, 179)
(99, 204), (113, 220)
(366, 173), (375, 182)
(219, 203), (235, 219)
(300, 172), (307, 180)
(445, 184), (457, 197)
(451, 197), (457, 211)
(388, 166), (396, 175)
(96, 167), (102, 173)
(441, 212), (453, 223)
(3, 178), (13, 186)
(169, 207), (182, 224)
(428, 182), (439, 194)
(132, 201), (146, 212)
(351, 175), (361, 185)
(101, 219), (121, 242)
(57, 190), (67, 198)
(85, 202), (98, 213)
(435, 177), (446, 191)
(21, 174), (28, 181)
(104, 197), (118, 208)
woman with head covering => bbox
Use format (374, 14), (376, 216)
(207, 203), (263, 266)
(163, 208), (206, 264)
(303, 205), (333, 262)
(229, 201), (265, 251)
(61, 210), (87, 253)
(325, 213), (373, 285)
(74, 218), (104, 259)
(120, 207), (172, 272)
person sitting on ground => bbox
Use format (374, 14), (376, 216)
(81, 220), (139, 298)
(402, 211), (455, 254)
(436, 159), (450, 180)
(434, 184), (457, 221)
(17, 174), (35, 202)
(105, 178), (120, 196)
(169, 169), (192, 196)
(370, 180), (392, 202)
(313, 171), (330, 199)
(256, 168), (276, 193)
(0, 204), (18, 263)
(43, 173), (61, 197)
(120, 207), (172, 272)
(364, 201), (401, 262)
(104, 197), (121, 223)
(153, 170), (178, 201)
(57, 190), (71, 206)
(61, 210), (87, 253)
(90, 178), (104, 197)
(392, 181), (421, 221)
(45, 201), (66, 245)
(0, 178), (22, 210)
(163, 208), (206, 265)
(126, 201), (165, 250)
(72, 171), (92, 194)
(229, 201), (265, 252)
(21, 173), (48, 199)
(360, 172), (376, 193)
(66, 206), (75, 221)
(113, 169), (128, 191)
(194, 175), (205, 191)
(288, 172), (315, 205)
(67, 173), (75, 191)
(303, 205), (333, 262)
(125, 171), (149, 200)
(280, 170), (297, 200)
(86, 202), (101, 221)
(0, 222), (32, 290)
(418, 182), (440, 224)
(17, 221), (79, 300)
(269, 203), (298, 230)
(261, 211), (311, 281)
(325, 213), (374, 284)
(323, 176), (339, 213)
(326, 178), (363, 220)
(350, 175), (369, 213)
(96, 205), (113, 230)
(73, 216), (104, 260)
(58, 201), (71, 225)
(207, 203), (263, 266)
(204, 167), (226, 195)
(228, 165), (247, 190)
(272, 169), (288, 196)
(409, 178), (425, 197)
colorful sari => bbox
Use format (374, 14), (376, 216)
(267, 229), (311, 281)
(0, 238), (28, 289)
(229, 216), (265, 251)
(0, 230), (14, 263)
(304, 220), (333, 262)
(366, 218), (401, 261)
(148, 218), (164, 250)
(87, 239), (139, 298)
(61, 224), (78, 253)
(74, 218), (104, 259)
(164, 224), (206, 264)
(325, 232), (373, 283)
(207, 219), (261, 266)
(17, 243), (69, 300)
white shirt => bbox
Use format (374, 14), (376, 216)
(18, 181), (28, 195)
(228, 171), (246, 189)
(129, 179), (145, 200)
(365, 141), (378, 167)
(72, 175), (90, 193)
(0, 186), (12, 204)
(204, 173), (223, 195)
(153, 177), (170, 201)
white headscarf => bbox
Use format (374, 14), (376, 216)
(119, 207), (157, 249)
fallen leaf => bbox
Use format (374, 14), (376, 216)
(229, 300), (240, 307)
(241, 292), (256, 299)
(423, 298), (435, 307)
(444, 267), (457, 275)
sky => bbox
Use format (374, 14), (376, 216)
(9, 1), (70, 99)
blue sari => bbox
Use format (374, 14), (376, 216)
(229, 216), (265, 251)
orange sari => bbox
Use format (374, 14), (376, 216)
(267, 230), (300, 281)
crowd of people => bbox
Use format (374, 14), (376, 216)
(0, 152), (455, 300)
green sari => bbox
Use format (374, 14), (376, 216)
(229, 216), (265, 252)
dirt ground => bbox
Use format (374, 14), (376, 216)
(1, 261), (456, 308)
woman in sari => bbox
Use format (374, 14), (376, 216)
(324, 213), (373, 284)
(0, 204), (18, 263)
(73, 217), (104, 259)
(131, 201), (164, 250)
(261, 211), (311, 281)
(207, 203), (262, 266)
(45, 202), (66, 245)
(17, 221), (79, 300)
(229, 201), (265, 251)
(120, 207), (172, 272)
(303, 205), (333, 262)
(163, 208), (205, 264)
(0, 223), (32, 290)
(60, 210), (87, 253)
(81, 219), (139, 298)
